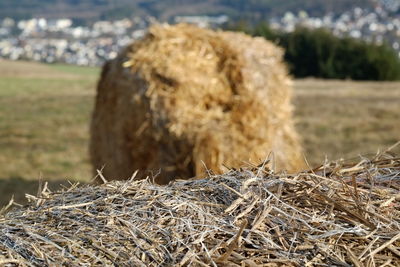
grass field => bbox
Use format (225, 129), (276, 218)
(294, 79), (400, 166)
(0, 59), (399, 206)
(0, 60), (99, 205)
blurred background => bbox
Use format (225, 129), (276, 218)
(0, 0), (399, 206)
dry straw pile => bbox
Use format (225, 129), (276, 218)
(90, 24), (303, 184)
(1, 151), (399, 266)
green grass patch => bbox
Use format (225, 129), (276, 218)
(49, 63), (100, 76)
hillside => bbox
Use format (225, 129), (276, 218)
(0, 0), (374, 23)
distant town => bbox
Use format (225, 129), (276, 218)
(0, 3), (399, 66)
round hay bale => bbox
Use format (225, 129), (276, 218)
(90, 24), (304, 184)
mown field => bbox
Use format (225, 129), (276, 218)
(0, 59), (399, 206)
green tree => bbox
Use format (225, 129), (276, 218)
(240, 23), (400, 81)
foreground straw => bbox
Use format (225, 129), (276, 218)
(1, 152), (399, 266)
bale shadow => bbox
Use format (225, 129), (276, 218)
(0, 177), (84, 208)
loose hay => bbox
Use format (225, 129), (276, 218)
(1, 152), (399, 266)
(90, 24), (303, 184)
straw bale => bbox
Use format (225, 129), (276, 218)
(90, 24), (303, 184)
(1, 151), (399, 266)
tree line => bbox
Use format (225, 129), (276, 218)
(232, 22), (400, 81)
